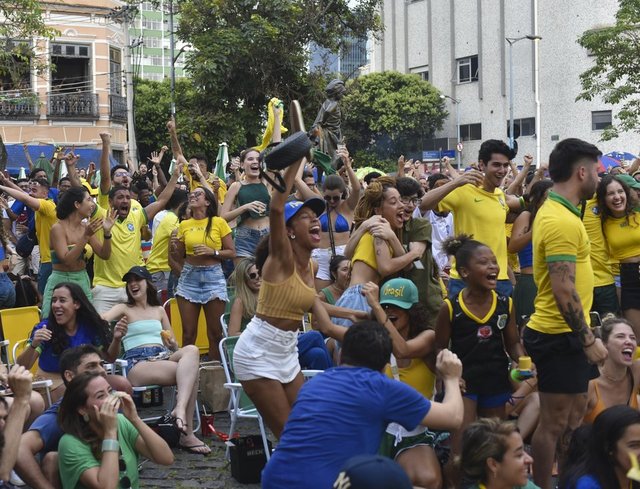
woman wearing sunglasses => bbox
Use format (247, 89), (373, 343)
(228, 257), (262, 336)
(57, 372), (173, 489)
(311, 147), (360, 290)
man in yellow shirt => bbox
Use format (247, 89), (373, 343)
(0, 177), (57, 295)
(187, 154), (227, 205)
(418, 139), (523, 297)
(522, 138), (608, 489)
(91, 164), (181, 313)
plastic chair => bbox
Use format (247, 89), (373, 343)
(4, 339), (54, 406)
(0, 306), (41, 352)
(163, 298), (209, 355)
(219, 336), (271, 461)
(220, 313), (229, 338)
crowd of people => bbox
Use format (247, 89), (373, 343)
(1, 103), (640, 489)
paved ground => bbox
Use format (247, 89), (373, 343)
(138, 389), (265, 489)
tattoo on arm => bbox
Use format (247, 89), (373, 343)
(549, 260), (590, 342)
(547, 261), (575, 283)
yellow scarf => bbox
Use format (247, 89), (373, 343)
(255, 97), (288, 152)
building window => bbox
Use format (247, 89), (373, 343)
(0, 41), (31, 91)
(141, 19), (163, 30)
(50, 43), (91, 94)
(411, 66), (429, 82)
(506, 117), (536, 137)
(109, 47), (122, 95)
(457, 55), (479, 84)
(592, 110), (612, 131)
(144, 36), (162, 48)
(140, 2), (155, 11)
(460, 123), (482, 141)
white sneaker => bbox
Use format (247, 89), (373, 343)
(10, 470), (26, 486)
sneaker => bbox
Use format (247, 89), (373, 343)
(10, 470), (26, 486)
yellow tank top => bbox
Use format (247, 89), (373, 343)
(385, 358), (436, 399)
(257, 261), (317, 321)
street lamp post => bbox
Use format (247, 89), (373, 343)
(506, 35), (542, 151)
(441, 94), (462, 169)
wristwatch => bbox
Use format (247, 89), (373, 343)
(214, 250), (220, 258)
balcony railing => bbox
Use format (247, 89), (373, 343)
(109, 94), (127, 123)
(48, 92), (99, 120)
(0, 92), (39, 119)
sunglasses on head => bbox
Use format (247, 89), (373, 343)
(247, 272), (260, 280)
(324, 195), (341, 202)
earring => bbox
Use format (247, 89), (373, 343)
(289, 234), (296, 240)
(82, 413), (90, 422)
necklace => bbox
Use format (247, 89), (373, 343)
(601, 366), (628, 384)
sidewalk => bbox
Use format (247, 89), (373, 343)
(139, 395), (264, 489)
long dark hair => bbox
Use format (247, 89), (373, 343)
(56, 186), (89, 220)
(47, 283), (112, 355)
(125, 276), (160, 307)
(596, 174), (639, 226)
(527, 179), (553, 229)
(198, 186), (219, 247)
(407, 302), (430, 337)
(562, 405), (640, 489)
(57, 372), (104, 458)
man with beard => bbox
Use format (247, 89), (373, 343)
(523, 138), (608, 489)
(418, 139), (524, 298)
(90, 132), (181, 313)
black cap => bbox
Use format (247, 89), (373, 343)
(122, 266), (152, 282)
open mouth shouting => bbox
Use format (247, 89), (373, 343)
(309, 223), (321, 243)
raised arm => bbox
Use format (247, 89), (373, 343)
(63, 151), (83, 188)
(507, 211), (532, 254)
(0, 182), (41, 211)
(167, 119), (183, 159)
(419, 170), (483, 212)
(143, 161), (180, 221)
(88, 209), (116, 260)
(99, 133), (112, 195)
(341, 148), (361, 211)
(22, 144), (34, 171)
(419, 350), (463, 431)
(506, 154), (533, 196)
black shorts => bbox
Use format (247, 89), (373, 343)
(620, 263), (640, 311)
(523, 327), (598, 394)
(592, 283), (620, 316)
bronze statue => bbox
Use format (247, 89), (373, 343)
(310, 79), (346, 168)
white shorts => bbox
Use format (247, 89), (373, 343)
(92, 284), (128, 314)
(232, 317), (300, 383)
(311, 245), (346, 281)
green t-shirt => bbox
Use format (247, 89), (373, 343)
(58, 414), (140, 489)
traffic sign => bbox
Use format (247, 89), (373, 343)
(456, 142), (464, 152)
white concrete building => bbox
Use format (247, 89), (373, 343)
(371, 0), (637, 166)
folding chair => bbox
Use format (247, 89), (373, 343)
(163, 298), (209, 355)
(220, 313), (229, 338)
(219, 336), (271, 461)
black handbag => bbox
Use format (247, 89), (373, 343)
(229, 435), (273, 483)
(15, 228), (36, 258)
(149, 413), (180, 448)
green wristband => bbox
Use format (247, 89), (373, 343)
(102, 439), (119, 452)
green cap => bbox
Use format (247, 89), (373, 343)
(615, 173), (640, 190)
(379, 278), (419, 310)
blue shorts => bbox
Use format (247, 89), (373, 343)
(123, 345), (169, 371)
(332, 284), (370, 327)
(176, 263), (228, 304)
(29, 400), (62, 454)
(464, 392), (512, 409)
(235, 226), (269, 258)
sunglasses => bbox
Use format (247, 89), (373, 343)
(189, 191), (205, 199)
(119, 452), (131, 488)
(247, 272), (260, 280)
(324, 195), (341, 203)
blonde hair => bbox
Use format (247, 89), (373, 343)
(353, 175), (397, 229)
(229, 258), (258, 319)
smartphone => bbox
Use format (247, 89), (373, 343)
(589, 311), (602, 327)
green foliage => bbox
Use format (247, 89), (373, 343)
(176, 0), (382, 147)
(341, 71), (447, 163)
(134, 77), (247, 163)
(577, 0), (640, 140)
(0, 1), (58, 88)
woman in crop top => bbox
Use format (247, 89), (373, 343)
(43, 186), (116, 318)
(583, 316), (640, 424)
(221, 110), (282, 262)
(597, 175), (640, 334)
(232, 142), (331, 439)
(507, 180), (552, 327)
(310, 148), (360, 289)
(18, 282), (120, 402)
(102, 266), (208, 454)
(173, 186), (235, 360)
(332, 176), (421, 327)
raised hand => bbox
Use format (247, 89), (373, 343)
(31, 325), (52, 348)
(7, 364), (32, 401)
(103, 208), (118, 234)
(457, 169), (484, 187)
(361, 282), (380, 308)
(436, 349), (463, 380)
(523, 154), (534, 167)
(99, 133), (111, 144)
(85, 217), (104, 238)
(95, 393), (120, 435)
(149, 151), (163, 166)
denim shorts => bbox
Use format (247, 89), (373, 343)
(123, 345), (169, 371)
(235, 226), (270, 258)
(176, 263), (228, 304)
(332, 284), (370, 327)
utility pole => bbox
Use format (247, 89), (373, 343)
(169, 0), (176, 119)
(110, 5), (139, 168)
